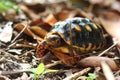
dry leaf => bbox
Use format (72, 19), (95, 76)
(55, 10), (70, 21)
(78, 56), (119, 70)
(30, 26), (47, 38)
(14, 23), (43, 41)
(44, 14), (57, 26)
(0, 22), (13, 43)
(30, 19), (52, 31)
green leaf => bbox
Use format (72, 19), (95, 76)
(87, 73), (96, 80)
(33, 63), (45, 75)
(31, 74), (38, 80)
(0, 0), (19, 12)
(0, 2), (9, 11)
(30, 63), (58, 79)
(30, 63), (45, 79)
(30, 68), (36, 73)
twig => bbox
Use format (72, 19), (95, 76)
(20, 49), (35, 56)
(0, 49), (19, 60)
(63, 67), (91, 80)
(0, 69), (30, 75)
(101, 61), (115, 80)
(6, 41), (17, 49)
(0, 57), (6, 63)
(45, 60), (62, 69)
(13, 44), (36, 49)
(114, 69), (120, 76)
(11, 23), (27, 43)
(7, 39), (23, 49)
(98, 38), (120, 56)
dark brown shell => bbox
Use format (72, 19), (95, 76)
(45, 17), (106, 54)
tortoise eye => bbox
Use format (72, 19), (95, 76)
(51, 36), (58, 41)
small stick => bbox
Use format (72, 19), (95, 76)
(11, 23), (27, 43)
(98, 38), (120, 56)
(45, 60), (62, 69)
(63, 67), (91, 80)
(0, 69), (30, 75)
(0, 49), (19, 60)
(101, 61), (115, 80)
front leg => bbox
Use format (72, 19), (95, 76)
(53, 50), (80, 66)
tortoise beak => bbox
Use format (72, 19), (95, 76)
(36, 40), (49, 57)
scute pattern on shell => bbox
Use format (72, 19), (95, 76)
(50, 17), (105, 48)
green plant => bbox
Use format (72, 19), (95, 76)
(30, 63), (58, 80)
(86, 73), (96, 80)
(0, 0), (19, 12)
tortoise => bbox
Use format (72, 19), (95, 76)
(37, 17), (106, 66)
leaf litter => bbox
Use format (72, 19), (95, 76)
(0, 0), (120, 80)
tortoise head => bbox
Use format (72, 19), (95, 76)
(41, 33), (62, 48)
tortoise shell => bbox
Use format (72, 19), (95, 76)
(44, 17), (105, 54)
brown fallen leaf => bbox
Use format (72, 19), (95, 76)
(55, 10), (71, 21)
(25, 4), (45, 14)
(14, 23), (44, 41)
(30, 26), (47, 38)
(30, 19), (52, 31)
(55, 9), (93, 21)
(19, 4), (40, 20)
(44, 14), (58, 26)
(78, 56), (119, 70)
